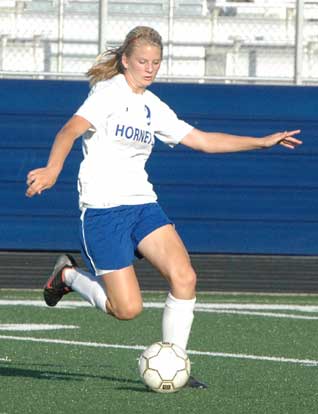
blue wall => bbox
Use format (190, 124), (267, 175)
(0, 79), (317, 254)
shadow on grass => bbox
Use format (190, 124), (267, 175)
(116, 385), (150, 393)
(0, 364), (142, 386)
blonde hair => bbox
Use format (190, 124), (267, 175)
(87, 26), (163, 87)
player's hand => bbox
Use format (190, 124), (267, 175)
(25, 166), (59, 197)
(261, 129), (302, 149)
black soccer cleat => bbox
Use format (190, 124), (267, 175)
(43, 254), (78, 307)
(187, 375), (208, 389)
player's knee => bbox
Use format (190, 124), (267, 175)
(170, 265), (197, 293)
(112, 301), (143, 320)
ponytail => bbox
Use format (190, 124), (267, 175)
(87, 47), (125, 87)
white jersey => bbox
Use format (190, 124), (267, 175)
(75, 74), (193, 208)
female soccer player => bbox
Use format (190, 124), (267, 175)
(26, 26), (302, 389)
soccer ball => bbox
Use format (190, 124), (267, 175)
(138, 341), (191, 393)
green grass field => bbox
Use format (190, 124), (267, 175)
(1, 289), (318, 414)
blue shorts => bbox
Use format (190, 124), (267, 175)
(79, 202), (172, 276)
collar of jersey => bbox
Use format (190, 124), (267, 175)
(116, 73), (148, 97)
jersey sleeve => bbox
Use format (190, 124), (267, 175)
(152, 98), (193, 147)
(74, 82), (113, 130)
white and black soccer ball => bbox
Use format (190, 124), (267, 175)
(138, 341), (191, 393)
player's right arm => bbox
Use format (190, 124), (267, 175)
(26, 115), (92, 197)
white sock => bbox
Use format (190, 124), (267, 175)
(64, 267), (107, 313)
(162, 292), (196, 351)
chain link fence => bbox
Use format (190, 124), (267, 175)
(0, 0), (317, 84)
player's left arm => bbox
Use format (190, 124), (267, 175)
(180, 128), (302, 153)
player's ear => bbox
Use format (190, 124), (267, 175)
(121, 53), (128, 70)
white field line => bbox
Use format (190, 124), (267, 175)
(0, 300), (66, 307)
(0, 335), (317, 367)
(145, 302), (318, 313)
(1, 300), (318, 320)
(0, 324), (79, 331)
(0, 356), (11, 362)
(192, 310), (318, 320)
(2, 299), (318, 312)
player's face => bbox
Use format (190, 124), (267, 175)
(122, 43), (162, 93)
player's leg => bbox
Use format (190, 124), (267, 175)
(137, 223), (197, 351)
(43, 254), (107, 312)
(100, 265), (143, 320)
(44, 205), (143, 319)
(138, 224), (207, 389)
(44, 254), (143, 319)
(65, 262), (143, 320)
